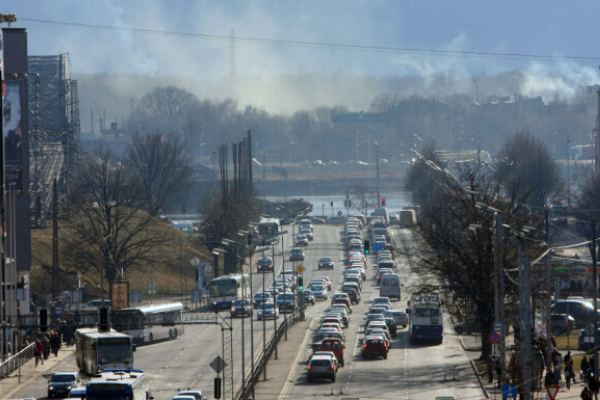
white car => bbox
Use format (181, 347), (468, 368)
(178, 390), (204, 400)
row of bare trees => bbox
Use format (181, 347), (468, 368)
(407, 131), (559, 360)
(62, 133), (191, 299)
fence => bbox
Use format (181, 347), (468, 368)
(235, 314), (296, 400)
(0, 342), (35, 379)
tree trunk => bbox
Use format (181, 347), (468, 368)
(480, 319), (493, 361)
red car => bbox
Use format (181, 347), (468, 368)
(361, 335), (389, 359)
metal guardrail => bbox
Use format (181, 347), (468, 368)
(0, 343), (35, 379)
(235, 314), (297, 400)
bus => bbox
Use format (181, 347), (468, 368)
(408, 292), (443, 344)
(258, 218), (280, 244)
(111, 303), (184, 345)
(85, 369), (150, 400)
(208, 273), (249, 311)
(75, 328), (134, 375)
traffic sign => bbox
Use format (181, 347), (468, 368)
(296, 264), (305, 274)
(210, 356), (227, 374)
(546, 384), (559, 400)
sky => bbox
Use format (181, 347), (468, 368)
(3, 0), (600, 112)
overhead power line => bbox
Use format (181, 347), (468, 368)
(19, 16), (600, 64)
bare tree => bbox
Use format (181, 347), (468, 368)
(496, 130), (560, 209)
(126, 132), (192, 216)
(65, 147), (163, 300)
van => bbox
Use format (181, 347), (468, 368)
(380, 273), (401, 300)
(378, 259), (396, 272)
(399, 209), (417, 228)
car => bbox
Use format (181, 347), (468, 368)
(48, 372), (80, 398)
(318, 257), (335, 270)
(368, 306), (388, 316)
(363, 313), (385, 330)
(376, 268), (393, 284)
(81, 299), (112, 311)
(361, 335), (389, 359)
(454, 319), (482, 335)
(331, 293), (352, 310)
(295, 234), (309, 247)
(317, 338), (345, 367)
(344, 275), (362, 290)
(253, 292), (272, 307)
(300, 228), (314, 241)
(341, 282), (361, 296)
(551, 313), (576, 335)
(385, 310), (408, 328)
(313, 276), (332, 290)
(277, 293), (296, 312)
(67, 387), (86, 399)
(303, 290), (316, 305)
(178, 390), (205, 400)
(313, 329), (345, 347)
(384, 317), (398, 337)
(307, 355), (338, 382)
(256, 256), (274, 272)
(230, 299), (252, 318)
(289, 247), (305, 262)
(320, 322), (343, 333)
(172, 397), (197, 400)
(344, 287), (361, 304)
(311, 284), (329, 300)
(257, 301), (279, 320)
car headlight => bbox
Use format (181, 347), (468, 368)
(67, 385), (72, 390)
(49, 386), (54, 390)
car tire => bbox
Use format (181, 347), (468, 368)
(332, 376), (336, 382)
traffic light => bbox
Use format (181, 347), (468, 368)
(297, 276), (304, 291)
(214, 377), (222, 399)
(39, 309), (48, 332)
(363, 240), (370, 255)
(99, 307), (109, 332)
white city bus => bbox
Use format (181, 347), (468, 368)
(85, 369), (150, 400)
(258, 218), (280, 244)
(75, 328), (134, 375)
(111, 303), (184, 345)
(208, 273), (249, 311)
(408, 292), (443, 344)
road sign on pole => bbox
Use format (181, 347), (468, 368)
(210, 355), (227, 374)
(296, 264), (305, 274)
(546, 384), (559, 400)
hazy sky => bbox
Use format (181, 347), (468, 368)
(4, 0), (600, 77)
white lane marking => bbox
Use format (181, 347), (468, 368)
(278, 319), (316, 400)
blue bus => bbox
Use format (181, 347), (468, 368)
(408, 293), (443, 344)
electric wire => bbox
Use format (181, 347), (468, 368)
(19, 16), (600, 64)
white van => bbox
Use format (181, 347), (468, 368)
(380, 273), (401, 300)
(399, 209), (417, 228)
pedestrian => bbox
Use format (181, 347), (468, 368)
(34, 339), (44, 366)
(42, 334), (50, 360)
(565, 352), (574, 390)
(552, 348), (563, 383)
(590, 374), (600, 400)
(50, 331), (60, 357)
(583, 356), (591, 375)
(495, 356), (503, 388)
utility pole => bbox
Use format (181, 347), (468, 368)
(52, 179), (59, 302)
(518, 238), (533, 400)
(494, 214), (506, 380)
(375, 142), (381, 207)
(0, 24), (5, 362)
(543, 209), (553, 373)
(596, 86), (600, 176)
(567, 137), (571, 208)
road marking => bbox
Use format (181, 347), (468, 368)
(278, 318), (316, 400)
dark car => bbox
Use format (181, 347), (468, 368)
(384, 317), (398, 338)
(277, 293), (296, 313)
(48, 372), (80, 398)
(343, 287), (361, 304)
(289, 248), (305, 262)
(253, 292), (272, 308)
(303, 290), (316, 305)
(361, 335), (388, 359)
(256, 257), (274, 273)
(318, 257), (335, 270)
(550, 313), (575, 335)
(552, 299), (599, 328)
(230, 299), (252, 318)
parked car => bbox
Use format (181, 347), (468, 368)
(318, 257), (335, 270)
(48, 372), (80, 398)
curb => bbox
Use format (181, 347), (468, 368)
(469, 359), (490, 399)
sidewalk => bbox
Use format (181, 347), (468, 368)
(0, 345), (75, 399)
(253, 317), (313, 400)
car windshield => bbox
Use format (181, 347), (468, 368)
(234, 300), (248, 306)
(312, 285), (324, 291)
(262, 303), (275, 310)
(319, 258), (332, 263)
(51, 374), (76, 383)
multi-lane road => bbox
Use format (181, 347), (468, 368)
(8, 222), (485, 400)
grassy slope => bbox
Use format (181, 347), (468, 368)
(31, 217), (212, 298)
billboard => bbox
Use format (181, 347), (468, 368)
(2, 80), (23, 189)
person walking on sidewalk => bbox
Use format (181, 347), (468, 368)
(50, 330), (61, 357)
(34, 339), (44, 366)
(564, 351), (575, 389)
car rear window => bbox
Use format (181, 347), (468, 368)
(311, 359), (332, 366)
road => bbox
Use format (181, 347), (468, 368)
(259, 225), (485, 400)
(8, 223), (343, 400)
